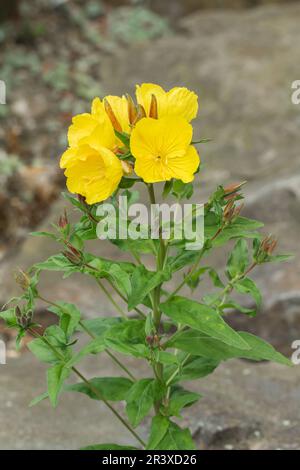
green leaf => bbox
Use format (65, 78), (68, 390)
(48, 302), (81, 338)
(107, 264), (132, 298)
(0, 308), (18, 328)
(161, 296), (250, 350)
(47, 364), (71, 407)
(34, 254), (79, 275)
(66, 377), (133, 402)
(206, 216), (264, 248)
(27, 338), (59, 364)
(29, 391), (49, 407)
(166, 387), (201, 417)
(164, 355), (219, 384)
(119, 176), (136, 189)
(126, 378), (161, 427)
(209, 269), (225, 288)
(30, 231), (57, 240)
(162, 180), (173, 199)
(235, 277), (262, 307)
(227, 239), (249, 279)
(104, 320), (149, 358)
(171, 180), (194, 200)
(265, 254), (294, 263)
(154, 351), (179, 365)
(167, 250), (199, 273)
(66, 337), (106, 367)
(168, 329), (292, 366)
(78, 317), (122, 337)
(114, 129), (130, 147)
(219, 299), (256, 317)
(155, 422), (196, 450)
(128, 265), (171, 310)
(147, 415), (170, 450)
(81, 443), (138, 450)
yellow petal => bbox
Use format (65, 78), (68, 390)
(131, 116), (194, 183)
(60, 147), (78, 169)
(135, 83), (167, 117)
(166, 87), (198, 122)
(68, 107), (116, 151)
(64, 146), (123, 204)
(91, 97), (105, 116)
(68, 114), (99, 147)
(169, 145), (200, 183)
(135, 83), (198, 121)
(105, 95), (130, 133)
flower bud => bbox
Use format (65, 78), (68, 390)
(58, 209), (68, 229)
(63, 247), (82, 265)
(223, 181), (246, 200)
(149, 94), (158, 119)
(126, 93), (138, 125)
(14, 269), (31, 291)
(135, 104), (146, 123)
(104, 98), (122, 132)
(261, 235), (277, 255)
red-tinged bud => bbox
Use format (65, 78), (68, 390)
(223, 181), (247, 199)
(223, 199), (235, 222)
(63, 249), (82, 265)
(146, 335), (154, 345)
(149, 94), (158, 119)
(15, 306), (22, 322)
(261, 235), (277, 255)
(58, 209), (68, 229)
(126, 93), (138, 125)
(77, 194), (86, 205)
(104, 98), (122, 132)
(233, 203), (244, 219)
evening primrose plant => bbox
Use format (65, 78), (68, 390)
(1, 83), (293, 450)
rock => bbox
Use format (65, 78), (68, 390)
(187, 359), (300, 450)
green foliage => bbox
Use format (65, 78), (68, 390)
(66, 377), (133, 402)
(167, 330), (291, 366)
(161, 296), (250, 350)
(6, 179), (293, 450)
(126, 378), (162, 427)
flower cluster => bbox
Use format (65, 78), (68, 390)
(60, 83), (200, 204)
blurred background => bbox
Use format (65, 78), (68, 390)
(0, 0), (300, 450)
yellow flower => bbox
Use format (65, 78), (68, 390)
(136, 83), (198, 122)
(130, 116), (200, 183)
(62, 145), (123, 204)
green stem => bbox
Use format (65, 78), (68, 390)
(29, 328), (145, 448)
(96, 279), (128, 320)
(146, 183), (167, 413)
(167, 227), (223, 301)
(212, 261), (258, 309)
(79, 319), (137, 381)
(166, 353), (191, 387)
(37, 295), (136, 381)
(84, 262), (145, 318)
